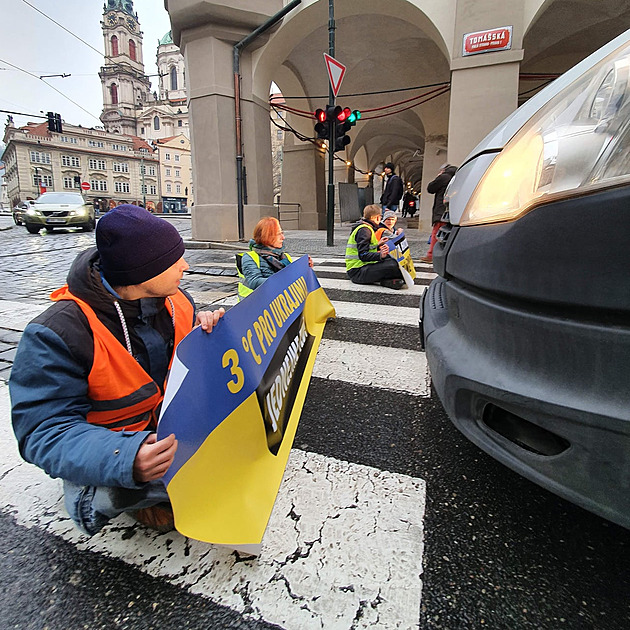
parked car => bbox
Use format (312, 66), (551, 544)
(12, 201), (29, 225)
(24, 192), (95, 233)
(420, 30), (630, 529)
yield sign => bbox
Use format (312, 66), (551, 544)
(323, 53), (346, 97)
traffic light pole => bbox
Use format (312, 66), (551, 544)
(326, 0), (336, 247)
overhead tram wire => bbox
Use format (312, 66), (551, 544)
(0, 57), (102, 124)
(278, 80), (452, 100)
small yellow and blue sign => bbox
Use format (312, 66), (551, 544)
(157, 256), (335, 549)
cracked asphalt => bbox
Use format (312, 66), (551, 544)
(0, 214), (629, 629)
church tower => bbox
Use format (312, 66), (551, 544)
(99, 0), (152, 135)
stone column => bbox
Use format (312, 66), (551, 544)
(447, 0), (525, 165)
(180, 26), (275, 241)
(281, 138), (326, 230)
(448, 54), (522, 165)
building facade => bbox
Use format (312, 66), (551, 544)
(155, 134), (193, 211)
(1, 119), (160, 211)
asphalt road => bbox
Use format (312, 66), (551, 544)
(0, 215), (628, 630)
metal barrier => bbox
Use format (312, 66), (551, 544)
(275, 202), (301, 229)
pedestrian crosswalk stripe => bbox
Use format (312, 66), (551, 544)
(314, 339), (430, 396)
(0, 383), (426, 630)
(332, 300), (419, 327)
(314, 265), (436, 281)
(319, 276), (425, 296)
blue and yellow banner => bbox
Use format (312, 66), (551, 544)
(157, 256), (335, 549)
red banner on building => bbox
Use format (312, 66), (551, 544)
(463, 26), (512, 56)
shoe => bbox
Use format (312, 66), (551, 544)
(380, 278), (405, 290)
(420, 256), (433, 264)
(131, 503), (175, 533)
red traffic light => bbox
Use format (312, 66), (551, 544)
(337, 107), (351, 122)
(315, 108), (326, 123)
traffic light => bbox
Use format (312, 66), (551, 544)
(314, 106), (358, 151)
(314, 108), (329, 140)
(348, 110), (361, 126)
(47, 112), (63, 133)
(334, 106), (351, 152)
(73, 176), (81, 187)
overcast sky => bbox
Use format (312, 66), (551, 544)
(1, 0), (172, 130)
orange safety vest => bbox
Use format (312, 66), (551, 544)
(50, 286), (194, 432)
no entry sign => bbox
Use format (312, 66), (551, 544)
(80, 182), (91, 191)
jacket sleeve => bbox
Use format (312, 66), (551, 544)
(427, 172), (450, 194)
(9, 323), (150, 489)
(355, 226), (382, 262)
(241, 252), (267, 290)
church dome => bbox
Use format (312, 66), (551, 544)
(159, 31), (173, 46)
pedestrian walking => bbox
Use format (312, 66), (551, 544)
(421, 164), (457, 264)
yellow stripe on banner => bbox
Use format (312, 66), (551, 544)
(167, 286), (335, 545)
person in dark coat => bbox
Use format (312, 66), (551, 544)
(421, 164), (457, 263)
(380, 162), (404, 212)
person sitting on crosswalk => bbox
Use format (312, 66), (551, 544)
(345, 204), (405, 290)
(9, 205), (225, 536)
(236, 216), (312, 301)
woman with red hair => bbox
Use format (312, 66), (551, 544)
(237, 217), (311, 300)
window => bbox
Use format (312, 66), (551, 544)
(61, 136), (77, 144)
(165, 168), (171, 176)
(148, 165), (156, 176)
(34, 173), (53, 187)
(113, 162), (129, 173)
(140, 127), (145, 135)
(30, 151), (51, 164)
(166, 183), (172, 193)
(164, 153), (170, 160)
(88, 140), (105, 148)
(277, 129), (283, 139)
(114, 181), (130, 193)
(111, 143), (127, 151)
(149, 184), (157, 195)
(174, 154), (180, 162)
(111, 35), (119, 56)
(110, 83), (118, 105)
(178, 120), (183, 127)
(89, 159), (107, 170)
(91, 180), (108, 192)
(63, 177), (77, 189)
(153, 116), (160, 131)
(176, 184), (181, 194)
(170, 66), (177, 91)
(175, 169), (180, 177)
(129, 39), (136, 61)
(62, 155), (80, 167)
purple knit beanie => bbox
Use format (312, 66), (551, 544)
(96, 204), (185, 286)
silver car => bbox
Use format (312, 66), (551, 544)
(24, 192), (95, 234)
(421, 30), (630, 529)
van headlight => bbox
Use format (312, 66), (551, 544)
(461, 41), (630, 226)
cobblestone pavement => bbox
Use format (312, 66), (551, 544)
(0, 214), (431, 383)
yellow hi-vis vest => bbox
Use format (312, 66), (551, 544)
(236, 250), (293, 301)
(345, 223), (379, 271)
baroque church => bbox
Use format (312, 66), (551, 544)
(99, 0), (189, 141)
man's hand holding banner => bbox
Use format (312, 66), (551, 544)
(157, 256), (335, 552)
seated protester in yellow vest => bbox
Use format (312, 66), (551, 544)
(345, 204), (405, 290)
(9, 205), (224, 536)
(237, 216), (312, 300)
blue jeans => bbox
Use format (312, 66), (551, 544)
(63, 480), (171, 536)
(382, 205), (399, 213)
